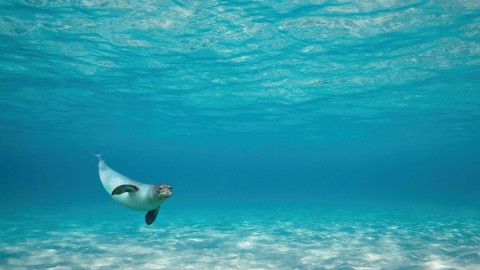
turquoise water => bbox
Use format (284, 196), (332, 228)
(1, 0), (480, 269)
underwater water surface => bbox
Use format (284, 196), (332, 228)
(1, 0), (480, 269)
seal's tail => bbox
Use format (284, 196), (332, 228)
(93, 152), (103, 162)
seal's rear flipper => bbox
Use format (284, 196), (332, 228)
(145, 208), (159, 225)
(93, 153), (103, 162)
(111, 185), (139, 195)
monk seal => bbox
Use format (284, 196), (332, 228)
(95, 154), (172, 225)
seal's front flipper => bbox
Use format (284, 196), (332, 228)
(111, 185), (139, 195)
(145, 208), (159, 225)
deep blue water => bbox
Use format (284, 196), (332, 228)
(1, 0), (480, 269)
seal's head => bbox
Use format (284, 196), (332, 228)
(155, 183), (172, 199)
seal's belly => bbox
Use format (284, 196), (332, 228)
(112, 192), (159, 211)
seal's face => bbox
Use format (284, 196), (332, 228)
(155, 184), (172, 198)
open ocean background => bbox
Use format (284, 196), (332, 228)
(1, 0), (480, 269)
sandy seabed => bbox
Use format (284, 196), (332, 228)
(1, 204), (479, 270)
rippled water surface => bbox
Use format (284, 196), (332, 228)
(1, 0), (479, 142)
(1, 0), (480, 269)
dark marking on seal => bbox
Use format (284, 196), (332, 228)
(111, 184), (139, 195)
(145, 207), (159, 225)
